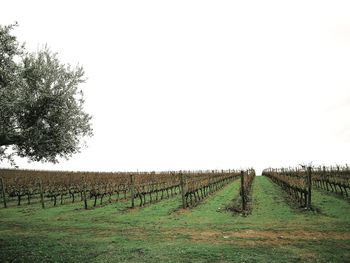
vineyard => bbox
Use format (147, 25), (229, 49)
(0, 171), (350, 263)
(0, 166), (350, 262)
(1, 165), (348, 211)
(180, 169), (242, 208)
(312, 165), (350, 197)
(0, 169), (131, 209)
(0, 168), (254, 210)
(262, 165), (350, 209)
(262, 167), (311, 208)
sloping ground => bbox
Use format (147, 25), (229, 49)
(0, 176), (349, 262)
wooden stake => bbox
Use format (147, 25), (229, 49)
(82, 177), (88, 210)
(180, 172), (186, 209)
(240, 170), (246, 211)
(39, 180), (45, 209)
(130, 174), (135, 208)
(307, 167), (312, 209)
(0, 178), (7, 208)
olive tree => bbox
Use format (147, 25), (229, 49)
(0, 23), (93, 166)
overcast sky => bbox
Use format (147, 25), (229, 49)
(1, 0), (350, 174)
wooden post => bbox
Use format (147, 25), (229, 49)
(240, 170), (246, 211)
(82, 177), (88, 210)
(130, 174), (135, 208)
(0, 178), (7, 208)
(322, 166), (329, 191)
(307, 167), (312, 209)
(180, 172), (186, 209)
(39, 180), (45, 209)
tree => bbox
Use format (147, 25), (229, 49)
(0, 23), (93, 166)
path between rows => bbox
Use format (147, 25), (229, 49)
(166, 176), (350, 246)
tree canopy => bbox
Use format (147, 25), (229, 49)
(0, 23), (93, 166)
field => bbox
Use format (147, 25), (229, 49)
(0, 176), (350, 263)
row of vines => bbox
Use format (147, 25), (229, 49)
(262, 167), (312, 208)
(263, 165), (350, 209)
(0, 169), (131, 209)
(312, 165), (350, 197)
(0, 168), (250, 209)
(239, 169), (256, 211)
(180, 170), (241, 208)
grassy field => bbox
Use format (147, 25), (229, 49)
(0, 176), (349, 262)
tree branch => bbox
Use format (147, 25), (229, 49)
(0, 134), (24, 146)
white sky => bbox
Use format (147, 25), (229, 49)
(1, 0), (350, 174)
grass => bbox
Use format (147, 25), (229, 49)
(0, 176), (349, 262)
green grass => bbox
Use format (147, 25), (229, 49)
(1, 177), (349, 262)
